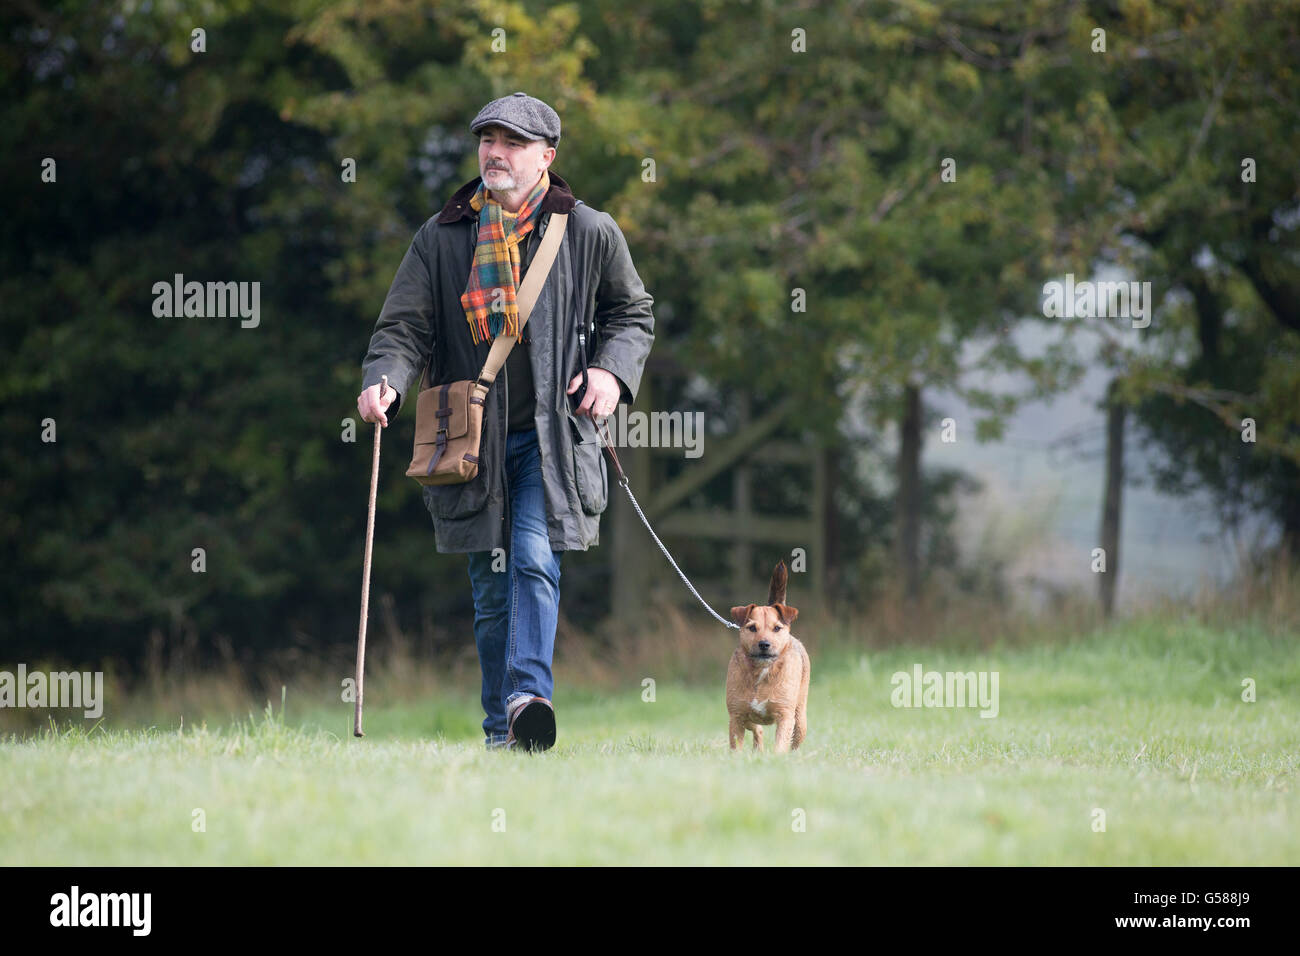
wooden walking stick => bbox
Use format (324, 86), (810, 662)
(354, 375), (387, 737)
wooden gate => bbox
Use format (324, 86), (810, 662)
(608, 356), (829, 628)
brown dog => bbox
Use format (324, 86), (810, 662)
(726, 560), (810, 752)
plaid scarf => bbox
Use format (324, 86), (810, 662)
(460, 168), (551, 345)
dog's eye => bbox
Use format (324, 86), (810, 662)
(748, 624), (757, 631)
(774, 624), (783, 630)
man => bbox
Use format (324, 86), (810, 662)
(356, 92), (655, 752)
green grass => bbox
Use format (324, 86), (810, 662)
(2, 619), (1297, 864)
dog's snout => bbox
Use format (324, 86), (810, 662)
(757, 641), (771, 652)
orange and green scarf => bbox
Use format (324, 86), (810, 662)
(460, 168), (551, 345)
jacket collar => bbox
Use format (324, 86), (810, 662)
(435, 169), (577, 224)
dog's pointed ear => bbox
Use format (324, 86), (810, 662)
(774, 603), (799, 625)
(767, 560), (788, 606)
(730, 603), (756, 627)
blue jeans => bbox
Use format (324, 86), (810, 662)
(466, 426), (563, 747)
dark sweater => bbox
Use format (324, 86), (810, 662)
(505, 331), (536, 431)
(501, 206), (537, 431)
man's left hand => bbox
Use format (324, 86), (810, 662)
(567, 367), (622, 420)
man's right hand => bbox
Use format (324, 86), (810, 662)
(357, 381), (398, 428)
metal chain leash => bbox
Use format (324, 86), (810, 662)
(594, 417), (740, 630)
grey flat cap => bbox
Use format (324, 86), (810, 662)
(470, 91), (561, 145)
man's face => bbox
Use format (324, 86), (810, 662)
(478, 124), (555, 194)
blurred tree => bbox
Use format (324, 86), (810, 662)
(1104, 1), (1300, 555)
(4, 0), (1292, 671)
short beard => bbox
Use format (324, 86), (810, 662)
(483, 166), (517, 192)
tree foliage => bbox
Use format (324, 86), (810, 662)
(2, 0), (1294, 666)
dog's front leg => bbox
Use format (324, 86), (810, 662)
(752, 724), (764, 752)
(729, 714), (746, 750)
(773, 715), (795, 753)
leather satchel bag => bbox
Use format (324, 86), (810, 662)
(405, 212), (569, 486)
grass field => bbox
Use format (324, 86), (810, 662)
(2, 616), (1297, 865)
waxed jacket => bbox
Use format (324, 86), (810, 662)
(360, 170), (655, 552)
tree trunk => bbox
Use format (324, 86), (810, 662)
(897, 383), (923, 602)
(1281, 460), (1300, 560)
(823, 444), (841, 603)
(1099, 378), (1126, 618)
